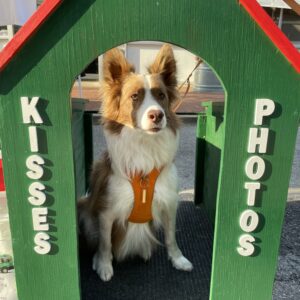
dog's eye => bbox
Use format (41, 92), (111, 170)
(159, 92), (165, 100)
(131, 93), (139, 101)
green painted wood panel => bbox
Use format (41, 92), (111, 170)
(0, 94), (80, 299)
(194, 109), (222, 223)
(194, 103), (224, 221)
(0, 1), (299, 299)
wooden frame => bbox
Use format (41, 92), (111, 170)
(0, 0), (299, 299)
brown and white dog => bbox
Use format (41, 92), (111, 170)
(79, 44), (193, 281)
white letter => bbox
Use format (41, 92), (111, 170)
(28, 126), (39, 152)
(245, 182), (261, 206)
(26, 155), (44, 180)
(32, 207), (49, 231)
(237, 234), (255, 256)
(254, 99), (275, 125)
(34, 232), (51, 255)
(239, 209), (259, 233)
(28, 182), (46, 206)
(21, 97), (43, 124)
(248, 127), (269, 153)
(245, 156), (265, 180)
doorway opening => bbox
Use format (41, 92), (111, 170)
(70, 41), (225, 300)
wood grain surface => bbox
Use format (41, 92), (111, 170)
(0, 1), (299, 299)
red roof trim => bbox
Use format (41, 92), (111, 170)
(0, 0), (299, 74)
(0, 0), (63, 72)
(240, 0), (300, 73)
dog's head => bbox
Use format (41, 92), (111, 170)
(101, 44), (180, 135)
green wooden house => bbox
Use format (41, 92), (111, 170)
(0, 0), (299, 299)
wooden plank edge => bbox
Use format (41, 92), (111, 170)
(240, 0), (300, 74)
(283, 0), (300, 16)
(288, 187), (300, 201)
(0, 0), (63, 72)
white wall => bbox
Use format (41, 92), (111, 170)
(98, 42), (199, 84)
(258, 0), (300, 8)
(125, 42), (198, 84)
(0, 26), (14, 51)
(0, 0), (36, 26)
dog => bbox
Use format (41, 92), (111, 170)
(79, 44), (193, 282)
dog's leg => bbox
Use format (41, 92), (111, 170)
(162, 202), (193, 271)
(93, 212), (114, 281)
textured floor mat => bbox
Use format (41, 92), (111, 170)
(79, 201), (214, 300)
(273, 201), (300, 300)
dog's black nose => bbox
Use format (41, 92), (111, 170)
(148, 110), (164, 124)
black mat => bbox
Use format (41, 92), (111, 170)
(79, 201), (214, 300)
(273, 201), (300, 300)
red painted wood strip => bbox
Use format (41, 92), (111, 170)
(0, 0), (63, 72)
(240, 0), (300, 73)
(1, 0), (299, 74)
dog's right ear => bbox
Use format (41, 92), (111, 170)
(103, 48), (135, 85)
(148, 44), (177, 88)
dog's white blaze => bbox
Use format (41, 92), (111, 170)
(136, 75), (166, 131)
(145, 74), (152, 89)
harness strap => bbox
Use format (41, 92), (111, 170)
(128, 168), (161, 223)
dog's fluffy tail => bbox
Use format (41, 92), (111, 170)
(77, 196), (99, 251)
(113, 222), (160, 262)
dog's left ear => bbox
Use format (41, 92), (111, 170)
(103, 48), (135, 86)
(148, 44), (177, 88)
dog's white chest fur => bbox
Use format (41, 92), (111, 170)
(103, 126), (180, 261)
(108, 163), (179, 224)
(105, 126), (179, 176)
(105, 126), (179, 223)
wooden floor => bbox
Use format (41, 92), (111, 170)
(71, 82), (225, 113)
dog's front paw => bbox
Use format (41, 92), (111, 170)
(93, 255), (114, 282)
(171, 256), (193, 272)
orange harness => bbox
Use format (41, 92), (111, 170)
(128, 168), (161, 223)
